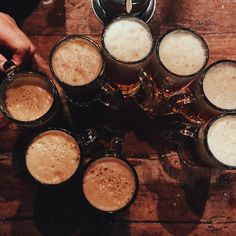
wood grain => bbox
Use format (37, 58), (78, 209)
(0, 0), (236, 235)
(1, 154), (236, 222)
(21, 0), (236, 36)
(1, 220), (236, 236)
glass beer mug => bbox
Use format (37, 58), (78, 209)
(133, 27), (211, 124)
(160, 114), (236, 169)
(143, 60), (236, 125)
(101, 16), (155, 97)
(0, 60), (60, 128)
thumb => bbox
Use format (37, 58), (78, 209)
(0, 54), (7, 72)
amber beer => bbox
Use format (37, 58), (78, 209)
(4, 76), (53, 121)
(82, 157), (138, 213)
(51, 37), (103, 88)
(49, 35), (123, 110)
(26, 130), (81, 185)
(0, 71), (59, 127)
(102, 16), (154, 96)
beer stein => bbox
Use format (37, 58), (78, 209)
(82, 136), (139, 214)
(24, 128), (102, 186)
(102, 16), (155, 97)
(0, 60), (60, 128)
(142, 60), (236, 125)
(92, 0), (156, 24)
(159, 114), (236, 169)
(132, 27), (211, 123)
(153, 27), (209, 93)
(49, 35), (123, 110)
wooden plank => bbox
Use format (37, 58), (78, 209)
(21, 0), (66, 35)
(1, 155), (236, 222)
(0, 0), (235, 235)
(21, 0), (236, 36)
(156, 0), (236, 34)
(0, 220), (236, 236)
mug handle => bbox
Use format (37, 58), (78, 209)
(158, 121), (197, 144)
(132, 69), (196, 119)
(78, 128), (105, 157)
(2, 60), (18, 78)
(132, 68), (157, 115)
(97, 78), (124, 110)
(107, 136), (123, 157)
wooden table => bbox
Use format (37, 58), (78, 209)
(0, 0), (236, 235)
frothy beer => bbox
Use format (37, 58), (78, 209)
(207, 116), (236, 167)
(51, 37), (103, 86)
(203, 61), (236, 110)
(103, 18), (153, 63)
(26, 130), (81, 185)
(83, 157), (136, 212)
(5, 74), (54, 121)
(158, 29), (207, 76)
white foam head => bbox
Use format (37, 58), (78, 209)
(203, 61), (236, 110)
(158, 29), (207, 76)
(5, 74), (54, 121)
(83, 157), (136, 211)
(103, 17), (153, 63)
(51, 37), (103, 86)
(207, 115), (236, 167)
(26, 130), (81, 184)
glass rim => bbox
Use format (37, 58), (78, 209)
(199, 59), (236, 112)
(0, 70), (59, 127)
(49, 35), (106, 88)
(25, 127), (83, 186)
(101, 16), (155, 65)
(156, 27), (209, 78)
(82, 155), (139, 214)
(202, 114), (236, 169)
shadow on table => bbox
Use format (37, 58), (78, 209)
(0, 0), (40, 24)
(69, 97), (177, 154)
(136, 112), (212, 234)
(32, 182), (130, 236)
(146, 146), (211, 235)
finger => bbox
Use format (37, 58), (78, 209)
(11, 45), (31, 67)
(0, 53), (7, 72)
(30, 44), (36, 55)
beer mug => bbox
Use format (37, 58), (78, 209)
(133, 27), (210, 121)
(82, 136), (139, 214)
(145, 60), (236, 124)
(49, 35), (123, 110)
(92, 0), (156, 24)
(0, 61), (60, 128)
(24, 128), (102, 186)
(153, 27), (209, 93)
(102, 16), (155, 97)
(160, 114), (236, 169)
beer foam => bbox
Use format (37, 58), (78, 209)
(207, 116), (236, 166)
(104, 18), (153, 62)
(159, 30), (207, 76)
(203, 62), (236, 110)
(26, 130), (80, 184)
(83, 157), (136, 211)
(52, 38), (103, 86)
(5, 75), (53, 121)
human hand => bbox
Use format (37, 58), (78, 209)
(0, 12), (35, 72)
